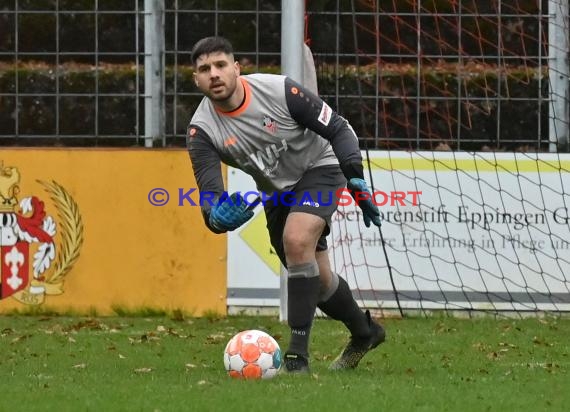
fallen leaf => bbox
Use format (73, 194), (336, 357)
(1, 328), (14, 336)
(206, 333), (225, 344)
(64, 319), (105, 332)
(11, 334), (32, 344)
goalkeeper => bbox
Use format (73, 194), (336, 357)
(187, 36), (385, 373)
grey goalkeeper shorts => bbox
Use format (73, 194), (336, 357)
(263, 165), (346, 267)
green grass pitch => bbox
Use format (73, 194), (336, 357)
(0, 314), (568, 411)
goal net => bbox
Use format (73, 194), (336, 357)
(306, 0), (570, 315)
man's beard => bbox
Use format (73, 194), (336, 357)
(208, 80), (236, 103)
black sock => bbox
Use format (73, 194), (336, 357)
(318, 276), (371, 338)
(287, 263), (321, 357)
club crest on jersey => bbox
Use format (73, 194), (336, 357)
(0, 164), (84, 306)
(262, 115), (278, 134)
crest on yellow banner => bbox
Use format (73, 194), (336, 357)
(0, 164), (83, 305)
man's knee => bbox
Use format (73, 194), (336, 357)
(283, 231), (314, 258)
(283, 213), (326, 262)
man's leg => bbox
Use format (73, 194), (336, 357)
(316, 250), (370, 336)
(316, 249), (386, 370)
(281, 212), (326, 372)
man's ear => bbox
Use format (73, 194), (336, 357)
(234, 61), (240, 76)
(193, 72), (199, 87)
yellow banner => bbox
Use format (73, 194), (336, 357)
(0, 149), (226, 316)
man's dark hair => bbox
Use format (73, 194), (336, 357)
(191, 36), (234, 65)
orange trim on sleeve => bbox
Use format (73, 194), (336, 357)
(216, 77), (251, 117)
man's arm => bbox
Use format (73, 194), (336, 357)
(187, 125), (255, 233)
(283, 77), (364, 181)
(284, 78), (381, 227)
(186, 125), (226, 233)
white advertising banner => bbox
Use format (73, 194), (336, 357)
(227, 151), (570, 312)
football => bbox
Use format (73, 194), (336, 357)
(223, 329), (282, 379)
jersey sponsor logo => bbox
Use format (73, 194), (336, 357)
(262, 116), (278, 134)
(318, 102), (332, 126)
(239, 139), (289, 177)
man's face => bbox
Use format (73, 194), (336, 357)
(193, 52), (240, 102)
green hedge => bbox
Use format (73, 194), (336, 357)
(316, 62), (548, 151)
(0, 0), (545, 67)
(0, 62), (548, 150)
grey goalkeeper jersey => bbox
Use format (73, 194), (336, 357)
(187, 73), (364, 210)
